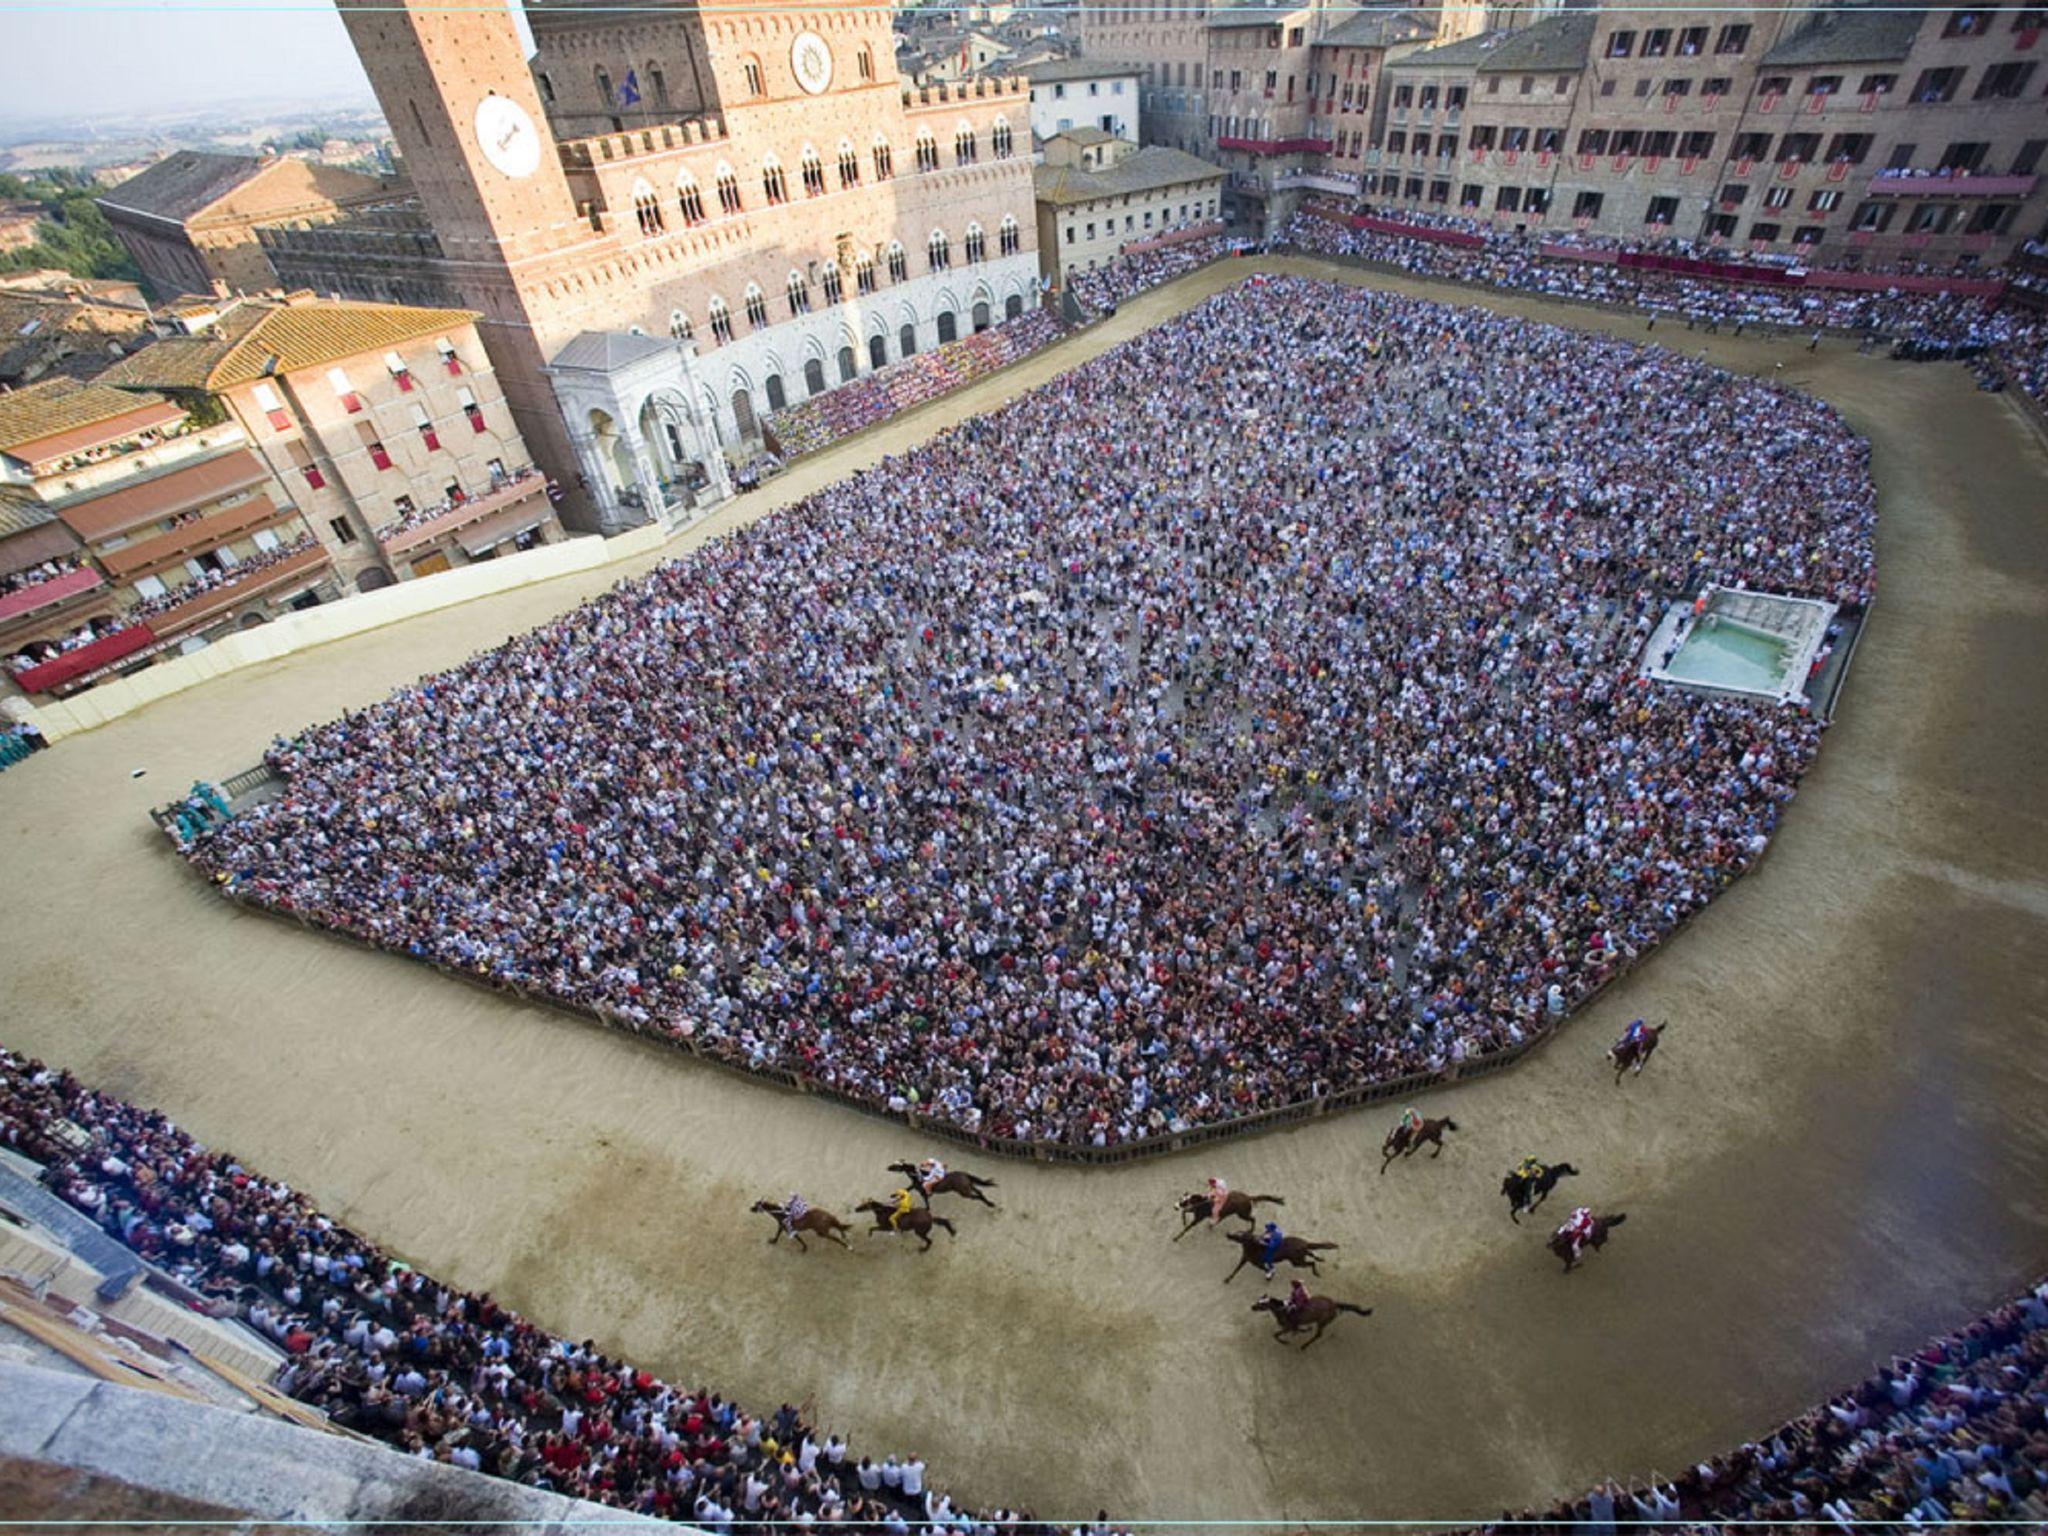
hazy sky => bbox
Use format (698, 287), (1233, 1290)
(0, 0), (536, 125)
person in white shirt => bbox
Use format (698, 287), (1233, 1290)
(857, 1457), (882, 1492)
(881, 1455), (903, 1491)
(901, 1456), (925, 1497)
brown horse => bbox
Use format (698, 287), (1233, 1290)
(887, 1162), (999, 1209)
(749, 1200), (852, 1252)
(1252, 1292), (1373, 1350)
(1381, 1115), (1458, 1173)
(1172, 1189), (1284, 1239)
(1548, 1212), (1628, 1272)
(1608, 1023), (1665, 1083)
(854, 1200), (958, 1252)
(1501, 1161), (1578, 1224)
(1221, 1229), (1337, 1283)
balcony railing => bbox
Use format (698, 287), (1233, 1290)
(376, 470), (551, 557)
(145, 545), (332, 637)
(1867, 169), (2038, 198)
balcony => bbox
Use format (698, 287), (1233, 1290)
(144, 544), (333, 638)
(95, 496), (297, 582)
(1867, 169), (2038, 198)
(57, 450), (273, 546)
(1216, 134), (1334, 156)
(0, 565), (106, 633)
(376, 470), (551, 558)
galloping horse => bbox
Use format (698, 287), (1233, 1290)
(1251, 1292), (1374, 1350)
(1548, 1212), (1627, 1272)
(887, 1162), (999, 1209)
(1172, 1189), (1284, 1239)
(854, 1199), (958, 1252)
(1608, 1022), (1665, 1084)
(1381, 1115), (1458, 1173)
(1501, 1161), (1579, 1224)
(1221, 1229), (1337, 1283)
(750, 1200), (852, 1252)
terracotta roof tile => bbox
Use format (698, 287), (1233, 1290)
(206, 300), (481, 389)
(0, 379), (178, 464)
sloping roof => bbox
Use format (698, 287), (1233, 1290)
(0, 496), (57, 541)
(56, 448), (271, 544)
(1317, 9), (1434, 49)
(1763, 9), (1923, 66)
(1207, 1), (1303, 28)
(1034, 147), (1227, 206)
(1021, 57), (1141, 83)
(1388, 28), (1505, 68)
(1476, 12), (1596, 71)
(204, 300), (480, 389)
(1054, 125), (1117, 147)
(96, 152), (266, 224)
(548, 330), (677, 374)
(0, 379), (179, 465)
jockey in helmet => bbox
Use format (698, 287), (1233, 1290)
(1513, 1155), (1546, 1186)
(783, 1193), (809, 1233)
(1258, 1221), (1285, 1278)
(1399, 1105), (1423, 1135)
(1206, 1176), (1230, 1223)
(1562, 1206), (1597, 1258)
(888, 1187), (916, 1230)
(1621, 1018), (1650, 1051)
(916, 1157), (947, 1193)
(1287, 1279), (1311, 1320)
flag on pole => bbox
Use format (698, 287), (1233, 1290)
(618, 69), (642, 107)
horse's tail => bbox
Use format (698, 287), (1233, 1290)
(1252, 1194), (1285, 1206)
(1304, 1241), (1339, 1252)
(1605, 1212), (1628, 1228)
(1335, 1303), (1374, 1318)
(967, 1174), (997, 1187)
(1442, 1118), (1458, 1132)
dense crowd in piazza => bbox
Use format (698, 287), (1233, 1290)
(0, 1045), (1064, 1532)
(1067, 235), (1254, 315)
(183, 276), (1871, 1148)
(1473, 1277), (2048, 1528)
(1278, 207), (2048, 413)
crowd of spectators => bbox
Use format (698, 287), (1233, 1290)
(768, 311), (1066, 459)
(1281, 207), (2048, 413)
(1068, 236), (1253, 314)
(6, 611), (133, 677)
(0, 554), (85, 601)
(371, 467), (547, 543)
(0, 1044), (1053, 1531)
(184, 277), (1871, 1147)
(1477, 1277), (2048, 1530)
(121, 534), (318, 624)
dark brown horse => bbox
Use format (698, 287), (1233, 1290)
(1172, 1189), (1284, 1239)
(1252, 1292), (1373, 1350)
(750, 1200), (852, 1252)
(1501, 1161), (1579, 1224)
(1548, 1212), (1627, 1272)
(854, 1199), (958, 1252)
(1221, 1229), (1337, 1283)
(887, 1162), (999, 1208)
(1608, 1022), (1665, 1083)
(1381, 1115), (1458, 1173)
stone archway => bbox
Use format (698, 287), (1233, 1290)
(838, 345), (857, 382)
(356, 567), (396, 594)
(972, 300), (992, 332)
(1005, 293), (1024, 320)
(870, 333), (888, 370)
(936, 310), (958, 345)
(803, 358), (827, 396)
(899, 324), (917, 358)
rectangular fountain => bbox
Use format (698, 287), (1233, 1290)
(1641, 586), (1839, 708)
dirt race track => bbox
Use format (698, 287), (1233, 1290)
(5, 257), (2048, 1527)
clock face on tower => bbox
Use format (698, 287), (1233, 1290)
(791, 31), (834, 95)
(474, 94), (542, 180)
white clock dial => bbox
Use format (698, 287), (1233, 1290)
(474, 94), (542, 180)
(791, 31), (834, 95)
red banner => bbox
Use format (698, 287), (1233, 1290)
(13, 623), (156, 695)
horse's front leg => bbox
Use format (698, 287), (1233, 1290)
(792, 1232), (809, 1253)
(1223, 1254), (1248, 1285)
(768, 1223), (784, 1246)
(1173, 1215), (1196, 1242)
(1301, 1322), (1327, 1351)
(1429, 1138), (1444, 1158)
(917, 1230), (934, 1252)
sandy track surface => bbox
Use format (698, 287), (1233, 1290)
(5, 258), (2047, 1526)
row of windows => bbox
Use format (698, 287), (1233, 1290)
(673, 224), (1025, 347)
(1387, 121), (2045, 178)
(627, 124), (1015, 236)
(543, 44), (880, 111)
(1062, 196), (1221, 245)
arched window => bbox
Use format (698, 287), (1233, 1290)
(928, 229), (950, 271)
(744, 284), (769, 328)
(762, 155), (789, 205)
(954, 125), (978, 165)
(709, 297), (734, 343)
(786, 270), (811, 316)
(742, 57), (764, 97)
(869, 332), (888, 369)
(803, 358), (827, 396)
(936, 310), (958, 343)
(678, 174), (706, 226)
(964, 224), (985, 264)
(999, 214), (1020, 256)
(821, 264), (843, 305)
(1005, 293), (1024, 319)
(648, 62), (669, 107)
(537, 72), (556, 104)
(915, 130), (939, 173)
(596, 66), (615, 105)
(670, 309), (693, 341)
(855, 251), (876, 294)
(715, 165), (743, 215)
(886, 242), (907, 283)
(857, 44), (874, 81)
(838, 345), (857, 381)
(992, 119), (1014, 159)
(900, 323), (918, 357)
(765, 374), (787, 411)
(632, 181), (665, 237)
(837, 141), (860, 188)
(800, 147), (826, 197)
(873, 137), (895, 180)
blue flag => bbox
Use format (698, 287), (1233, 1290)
(618, 68), (641, 107)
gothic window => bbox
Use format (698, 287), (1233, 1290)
(678, 174), (706, 225)
(709, 296), (734, 343)
(745, 285), (769, 328)
(838, 142), (860, 187)
(964, 224), (985, 264)
(822, 264), (843, 304)
(856, 251), (877, 294)
(648, 63), (669, 107)
(999, 215), (1020, 256)
(800, 147), (826, 197)
(992, 119), (1014, 159)
(742, 57), (764, 97)
(857, 44), (874, 81)
(632, 182), (665, 237)
(873, 138), (895, 180)
(715, 166), (742, 214)
(928, 229), (950, 270)
(787, 270), (811, 316)
(886, 242), (907, 282)
(596, 66), (615, 105)
(955, 125), (978, 164)
(915, 130), (939, 172)
(762, 155), (789, 205)
(670, 309), (693, 341)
